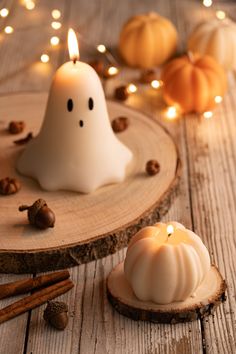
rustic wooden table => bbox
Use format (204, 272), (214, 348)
(0, 0), (235, 353)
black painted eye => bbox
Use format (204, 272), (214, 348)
(67, 99), (73, 112)
(88, 97), (94, 110)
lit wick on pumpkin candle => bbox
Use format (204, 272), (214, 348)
(68, 28), (79, 64)
(166, 224), (174, 240)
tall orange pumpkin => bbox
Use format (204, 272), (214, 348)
(161, 53), (227, 113)
(119, 12), (178, 69)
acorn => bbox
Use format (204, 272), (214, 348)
(0, 177), (21, 195)
(111, 116), (129, 133)
(43, 301), (69, 330)
(19, 198), (55, 229)
(8, 121), (25, 134)
(146, 160), (160, 176)
(114, 85), (129, 101)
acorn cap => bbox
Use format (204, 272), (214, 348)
(43, 301), (68, 321)
(28, 198), (47, 225)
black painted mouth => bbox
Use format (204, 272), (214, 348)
(79, 120), (84, 127)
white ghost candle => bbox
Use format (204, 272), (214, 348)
(17, 29), (132, 193)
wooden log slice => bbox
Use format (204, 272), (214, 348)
(107, 262), (227, 324)
(0, 93), (180, 273)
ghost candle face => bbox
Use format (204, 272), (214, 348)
(17, 29), (133, 193)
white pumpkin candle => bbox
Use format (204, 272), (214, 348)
(124, 222), (211, 304)
(17, 29), (132, 193)
(188, 18), (236, 71)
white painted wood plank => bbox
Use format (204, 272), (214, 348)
(0, 1), (68, 354)
(0, 274), (29, 354)
(185, 74), (236, 353)
(174, 1), (236, 352)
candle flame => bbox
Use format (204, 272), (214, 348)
(68, 28), (79, 62)
(167, 224), (174, 236)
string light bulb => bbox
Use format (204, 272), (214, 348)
(203, 111), (213, 119)
(51, 9), (61, 19)
(165, 106), (178, 120)
(0, 8), (9, 17)
(151, 80), (163, 89)
(25, 1), (35, 10)
(4, 26), (14, 34)
(203, 0), (212, 7)
(50, 36), (60, 46)
(127, 83), (137, 94)
(40, 54), (50, 63)
(107, 66), (119, 76)
(216, 10), (226, 20)
(215, 95), (223, 104)
(51, 21), (62, 30)
(97, 44), (106, 53)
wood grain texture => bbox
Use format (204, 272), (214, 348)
(184, 75), (236, 353)
(0, 274), (29, 354)
(0, 93), (180, 273)
(0, 0), (68, 353)
(24, 1), (204, 354)
(26, 251), (203, 354)
(176, 2), (236, 353)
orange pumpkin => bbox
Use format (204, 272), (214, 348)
(161, 53), (227, 113)
(119, 12), (178, 69)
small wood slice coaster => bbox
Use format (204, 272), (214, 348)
(107, 262), (227, 324)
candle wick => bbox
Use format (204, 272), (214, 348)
(73, 57), (77, 64)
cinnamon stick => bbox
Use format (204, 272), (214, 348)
(0, 279), (74, 325)
(0, 270), (70, 300)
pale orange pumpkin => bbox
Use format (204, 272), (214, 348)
(188, 18), (236, 71)
(161, 53), (227, 113)
(119, 12), (178, 69)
